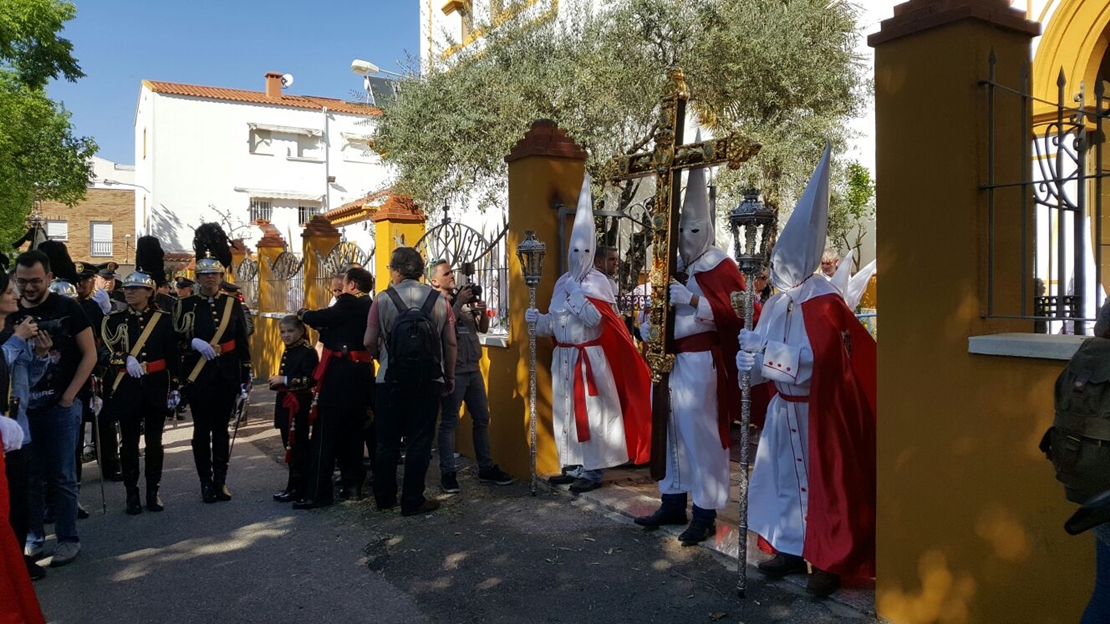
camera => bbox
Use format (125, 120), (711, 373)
(451, 262), (482, 305)
(36, 316), (70, 339)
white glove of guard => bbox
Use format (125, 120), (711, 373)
(738, 329), (768, 353)
(191, 338), (217, 360)
(639, 322), (651, 342)
(524, 308), (540, 324)
(125, 355), (144, 378)
(91, 288), (111, 314)
(669, 282), (695, 307)
(239, 383), (250, 401)
(736, 349), (756, 373)
(0, 417), (24, 452)
(167, 390), (181, 410)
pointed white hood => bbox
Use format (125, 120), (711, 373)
(567, 173), (596, 282)
(771, 144), (832, 291)
(679, 162), (714, 267)
(846, 259), (877, 310)
(830, 249), (854, 293)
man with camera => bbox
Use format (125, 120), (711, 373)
(428, 260), (513, 493)
(13, 250), (98, 567)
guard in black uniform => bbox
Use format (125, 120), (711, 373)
(101, 237), (179, 514)
(294, 266), (375, 509)
(174, 223), (252, 504)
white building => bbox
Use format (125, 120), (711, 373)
(134, 71), (388, 253)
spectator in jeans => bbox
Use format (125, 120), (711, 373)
(426, 259), (512, 493)
(14, 250), (98, 567)
(364, 247), (456, 517)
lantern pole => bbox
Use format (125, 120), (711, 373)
(516, 231), (546, 496)
(727, 190), (776, 598)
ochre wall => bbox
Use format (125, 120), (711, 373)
(873, 6), (1091, 623)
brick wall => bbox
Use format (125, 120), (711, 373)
(39, 188), (135, 264)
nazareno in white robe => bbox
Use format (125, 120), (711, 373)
(533, 269), (629, 471)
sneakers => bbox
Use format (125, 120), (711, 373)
(441, 472), (461, 494)
(478, 465), (514, 486)
(50, 541), (81, 567)
(24, 543), (43, 560)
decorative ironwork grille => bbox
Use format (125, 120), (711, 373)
(981, 53), (1110, 334)
(234, 257), (259, 309)
(312, 241), (375, 305)
(265, 251), (304, 313)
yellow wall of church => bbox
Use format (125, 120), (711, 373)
(873, 13), (1092, 624)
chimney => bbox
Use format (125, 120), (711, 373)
(264, 72), (283, 99)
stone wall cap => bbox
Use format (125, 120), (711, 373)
(302, 215), (341, 238)
(369, 194), (426, 224)
(505, 119), (588, 163)
(868, 0), (1040, 47)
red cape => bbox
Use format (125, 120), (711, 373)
(693, 258), (768, 443)
(800, 292), (877, 583)
(0, 436), (45, 624)
(589, 297), (653, 464)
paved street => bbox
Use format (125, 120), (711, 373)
(31, 392), (875, 624)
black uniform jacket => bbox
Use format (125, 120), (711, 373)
(101, 305), (181, 409)
(273, 340), (317, 429)
(300, 292), (373, 408)
(173, 292), (252, 389)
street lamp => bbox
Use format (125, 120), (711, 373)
(350, 59), (405, 79)
(515, 230), (546, 496)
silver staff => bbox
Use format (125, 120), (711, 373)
(516, 230), (546, 496)
(727, 190), (776, 598)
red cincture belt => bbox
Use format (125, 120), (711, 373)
(552, 338), (602, 443)
(217, 339), (235, 355)
(143, 359), (166, 374)
(674, 332), (730, 449)
(778, 393), (808, 403)
(309, 348), (374, 423)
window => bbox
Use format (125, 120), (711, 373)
(298, 204), (322, 225)
(90, 222), (113, 257)
(342, 135), (375, 163)
(45, 220), (68, 241)
(249, 128), (273, 155)
(249, 199), (272, 222)
(295, 135), (323, 160)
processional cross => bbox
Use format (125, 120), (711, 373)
(608, 67), (761, 480)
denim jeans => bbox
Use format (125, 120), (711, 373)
(437, 370), (494, 474)
(1082, 525), (1110, 624)
(26, 401), (82, 547)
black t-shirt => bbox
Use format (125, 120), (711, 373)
(13, 293), (92, 408)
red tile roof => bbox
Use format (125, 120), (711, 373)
(325, 188), (393, 221)
(143, 80), (381, 116)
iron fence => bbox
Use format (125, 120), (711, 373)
(981, 52), (1110, 334)
(312, 241), (375, 306)
(235, 257), (259, 309)
(265, 251), (304, 313)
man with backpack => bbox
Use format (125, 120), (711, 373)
(364, 247), (456, 517)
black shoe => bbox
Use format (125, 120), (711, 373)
(478, 465), (514, 486)
(125, 489), (143, 515)
(201, 482), (217, 504)
(401, 499), (440, 517)
(147, 488), (164, 512)
(547, 474), (575, 485)
(1066, 488), (1110, 535)
(678, 522), (714, 546)
(292, 498), (334, 510)
(77, 504), (90, 520)
(105, 471), (124, 483)
(806, 568), (841, 597)
(273, 489), (296, 503)
(568, 478), (602, 494)
(214, 483), (232, 502)
(339, 485), (364, 502)
(441, 472), (460, 494)
(634, 507), (688, 528)
(24, 555), (45, 580)
(757, 553), (808, 579)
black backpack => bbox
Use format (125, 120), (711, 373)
(1041, 337), (1110, 503)
(383, 287), (442, 386)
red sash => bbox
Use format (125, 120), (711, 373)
(552, 338), (602, 442)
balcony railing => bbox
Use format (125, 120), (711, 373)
(91, 240), (113, 257)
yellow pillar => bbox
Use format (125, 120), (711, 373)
(301, 216), (341, 311)
(481, 119), (588, 480)
(250, 231), (287, 388)
(371, 196), (427, 293)
(870, 2), (1090, 622)
(227, 239), (247, 285)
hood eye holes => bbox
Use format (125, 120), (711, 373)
(690, 228), (700, 234)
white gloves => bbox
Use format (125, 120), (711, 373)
(738, 329), (767, 353)
(91, 288), (111, 314)
(669, 282), (695, 307)
(191, 338), (217, 360)
(639, 322), (651, 342)
(239, 383), (251, 401)
(524, 308), (540, 324)
(167, 391), (181, 410)
(567, 287), (586, 312)
(0, 417), (24, 452)
(125, 355), (144, 378)
(736, 350), (756, 372)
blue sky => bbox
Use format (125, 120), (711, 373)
(47, 1), (419, 165)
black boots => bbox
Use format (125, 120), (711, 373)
(634, 493), (689, 528)
(201, 481), (217, 504)
(213, 472), (232, 502)
(677, 504), (716, 546)
(757, 553), (808, 578)
(125, 488), (142, 515)
(146, 487), (164, 512)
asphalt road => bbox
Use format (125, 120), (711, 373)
(31, 394), (875, 624)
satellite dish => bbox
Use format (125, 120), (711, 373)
(281, 73), (294, 88)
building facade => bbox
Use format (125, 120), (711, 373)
(134, 72), (389, 253)
(37, 156), (136, 266)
